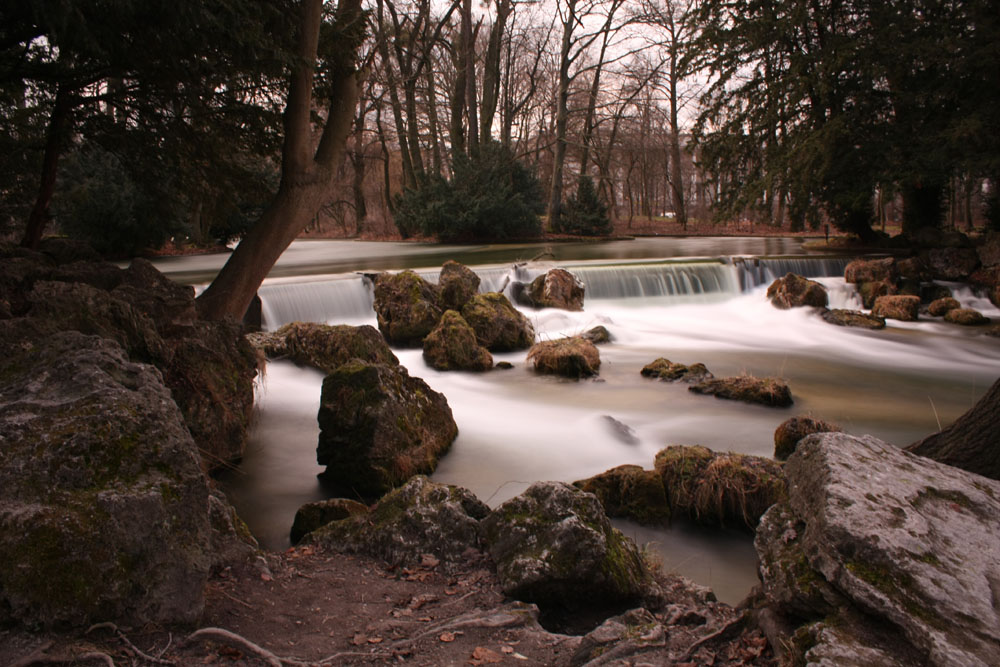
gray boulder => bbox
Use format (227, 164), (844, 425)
(481, 482), (650, 609)
(308, 476), (489, 570)
(438, 260), (480, 310)
(316, 360), (458, 497)
(756, 432), (1000, 666)
(373, 270), (444, 346)
(0, 328), (211, 628)
(422, 310), (494, 371)
(290, 497), (369, 545)
(461, 292), (535, 351)
(251, 321), (398, 372)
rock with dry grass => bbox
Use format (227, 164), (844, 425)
(640, 358), (713, 383)
(317, 361), (458, 497)
(820, 308), (886, 330)
(766, 273), (829, 309)
(422, 310), (494, 371)
(373, 270), (444, 346)
(250, 321), (398, 373)
(655, 446), (787, 531)
(308, 476), (489, 571)
(774, 416), (842, 461)
(573, 464), (671, 525)
(481, 481), (650, 610)
(944, 307), (990, 326)
(872, 294), (920, 321)
(527, 336), (600, 378)
(438, 260), (480, 310)
(460, 292), (535, 351)
(689, 375), (793, 407)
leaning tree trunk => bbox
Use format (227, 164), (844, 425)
(21, 86), (73, 249)
(907, 376), (1000, 481)
(196, 0), (362, 322)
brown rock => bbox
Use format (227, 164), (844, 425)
(820, 309), (886, 330)
(527, 337), (600, 378)
(640, 358), (714, 383)
(438, 261), (480, 311)
(461, 292), (534, 351)
(766, 273), (828, 309)
(944, 308), (990, 326)
(872, 294), (920, 321)
(422, 310), (494, 371)
(519, 268), (585, 311)
(774, 416), (842, 461)
(844, 257), (897, 284)
(573, 465), (670, 525)
(373, 271), (444, 346)
(689, 375), (793, 407)
(926, 247), (980, 280)
(927, 297), (961, 317)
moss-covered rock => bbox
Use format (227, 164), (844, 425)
(927, 297), (961, 317)
(316, 361), (458, 497)
(766, 273), (829, 309)
(290, 497), (369, 545)
(308, 476), (488, 570)
(251, 321), (398, 373)
(689, 375), (793, 407)
(845, 257), (898, 285)
(640, 358), (713, 383)
(527, 336), (600, 378)
(461, 292), (534, 351)
(655, 445), (787, 530)
(925, 246), (980, 281)
(944, 307), (990, 326)
(438, 260), (480, 311)
(481, 482), (650, 609)
(573, 465), (670, 525)
(581, 325), (611, 344)
(373, 270), (444, 346)
(517, 268), (585, 311)
(422, 310), (493, 371)
(872, 294), (920, 321)
(774, 416), (842, 461)
(0, 328), (211, 628)
(820, 308), (886, 329)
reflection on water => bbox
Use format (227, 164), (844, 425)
(204, 239), (1000, 606)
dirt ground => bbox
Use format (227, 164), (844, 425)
(1, 545), (775, 666)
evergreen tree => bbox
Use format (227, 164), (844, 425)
(558, 175), (612, 236)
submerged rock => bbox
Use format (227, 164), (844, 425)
(766, 273), (828, 309)
(316, 360), (458, 497)
(640, 358), (713, 383)
(0, 328), (211, 628)
(290, 498), (370, 545)
(527, 336), (600, 378)
(944, 307), (990, 326)
(461, 292), (534, 351)
(872, 294), (920, 321)
(422, 310), (494, 371)
(927, 296), (961, 317)
(252, 321), (398, 372)
(373, 270), (444, 346)
(438, 260), (480, 311)
(654, 446), (786, 530)
(820, 308), (886, 330)
(581, 324), (612, 344)
(518, 268), (585, 311)
(755, 432), (1000, 666)
(481, 482), (650, 609)
(573, 465), (670, 525)
(308, 476), (488, 570)
(689, 375), (793, 407)
(774, 415), (842, 461)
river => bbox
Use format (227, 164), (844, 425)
(153, 237), (1000, 605)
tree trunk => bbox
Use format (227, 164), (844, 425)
(479, 0), (511, 145)
(351, 108), (368, 235)
(547, 0), (576, 231)
(196, 0), (362, 322)
(907, 377), (1000, 481)
(462, 0), (479, 155)
(21, 86), (73, 249)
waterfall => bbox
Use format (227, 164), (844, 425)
(257, 256), (852, 330)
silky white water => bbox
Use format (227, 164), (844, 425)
(194, 242), (1000, 605)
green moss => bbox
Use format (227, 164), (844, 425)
(914, 487), (973, 509)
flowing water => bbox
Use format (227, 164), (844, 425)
(155, 238), (1000, 605)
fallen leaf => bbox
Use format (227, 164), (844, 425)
(440, 632), (456, 642)
(418, 617), (432, 622)
(421, 554), (441, 568)
(368, 637), (384, 644)
(470, 646), (502, 663)
(260, 572), (272, 582)
(500, 646), (514, 654)
(352, 633), (367, 646)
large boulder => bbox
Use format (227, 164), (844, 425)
(251, 321), (398, 373)
(308, 476), (489, 570)
(844, 257), (899, 309)
(925, 246), (980, 281)
(573, 465), (670, 525)
(461, 292), (534, 351)
(438, 260), (480, 310)
(872, 294), (920, 321)
(755, 433), (1000, 666)
(820, 308), (886, 329)
(640, 358), (713, 383)
(373, 270), (444, 346)
(689, 375), (793, 407)
(422, 310), (494, 371)
(773, 415), (842, 461)
(517, 268), (585, 311)
(527, 336), (600, 378)
(766, 273), (828, 309)
(290, 497), (369, 545)
(481, 482), (650, 609)
(316, 360), (458, 497)
(0, 327), (211, 628)
(654, 446), (786, 530)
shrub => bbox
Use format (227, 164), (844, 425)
(558, 175), (612, 236)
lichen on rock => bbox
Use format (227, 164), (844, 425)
(422, 310), (494, 371)
(460, 292), (535, 351)
(250, 321), (398, 373)
(373, 270), (444, 346)
(438, 260), (480, 311)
